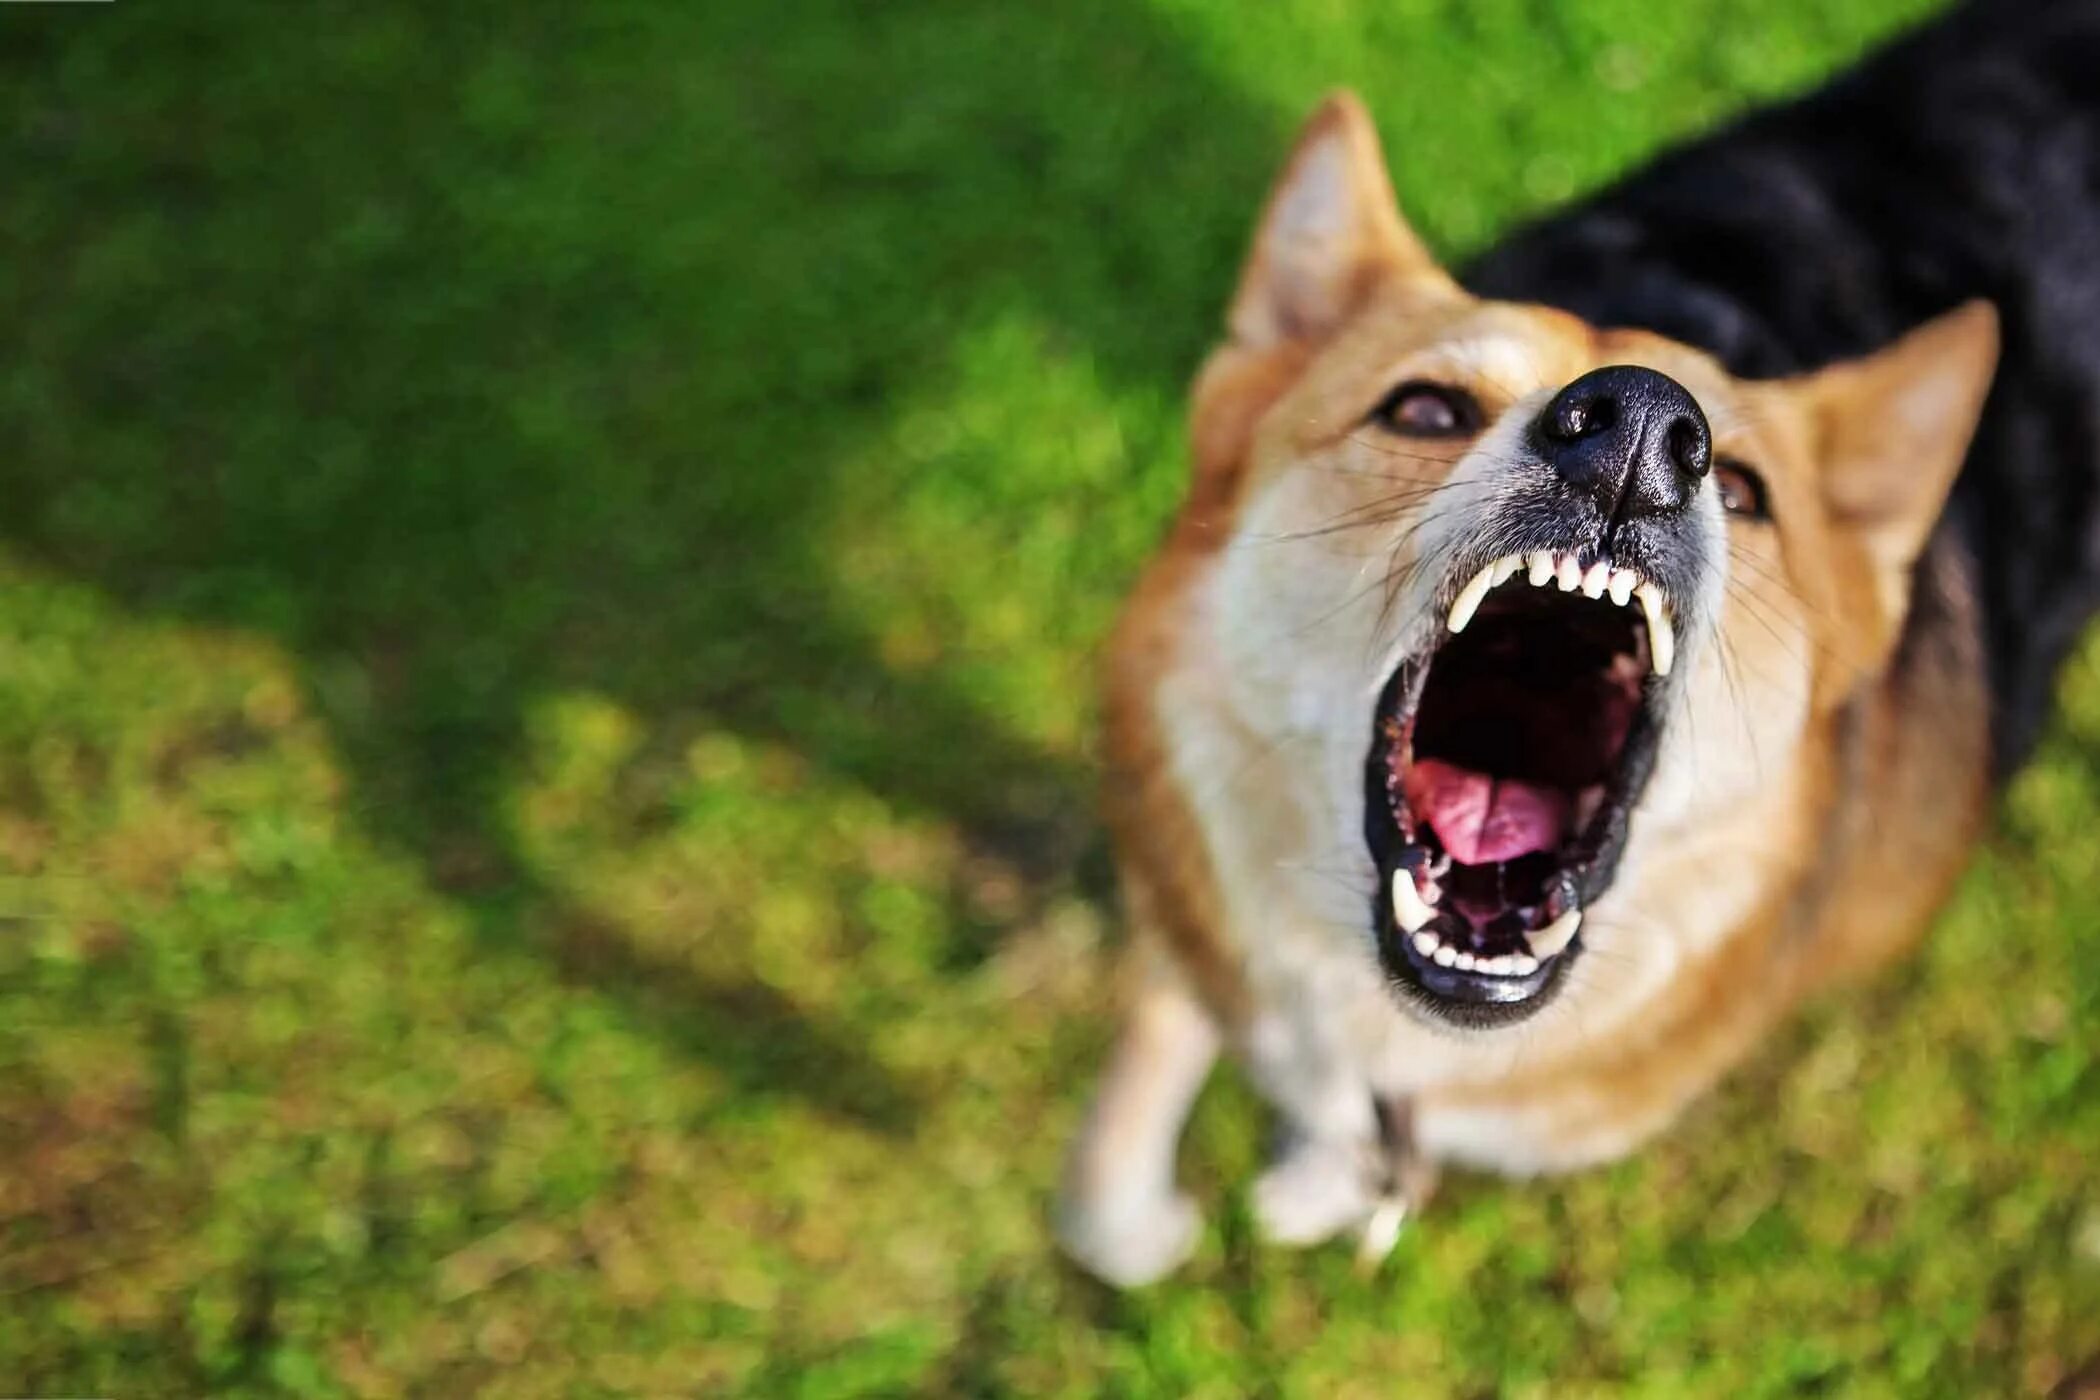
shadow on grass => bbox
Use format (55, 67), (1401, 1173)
(0, 3), (1280, 1129)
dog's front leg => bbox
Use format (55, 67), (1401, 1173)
(1055, 943), (1219, 1286)
(1251, 1128), (1376, 1247)
(1242, 1032), (1381, 1248)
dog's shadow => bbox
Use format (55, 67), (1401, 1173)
(0, 4), (1288, 1130)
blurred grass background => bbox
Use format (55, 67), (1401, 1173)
(0, 0), (2096, 1393)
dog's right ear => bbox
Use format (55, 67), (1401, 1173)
(1228, 92), (1450, 349)
(1188, 95), (1451, 502)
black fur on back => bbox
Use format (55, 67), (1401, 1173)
(1465, 0), (2100, 773)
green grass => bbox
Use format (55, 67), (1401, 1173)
(1, 0), (2096, 1393)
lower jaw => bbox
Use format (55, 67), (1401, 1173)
(1373, 876), (1581, 1023)
(1381, 933), (1577, 1025)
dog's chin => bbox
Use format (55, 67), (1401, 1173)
(1363, 549), (1673, 1029)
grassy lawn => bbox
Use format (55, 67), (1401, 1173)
(1, 0), (2096, 1392)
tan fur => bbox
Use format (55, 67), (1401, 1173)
(1058, 93), (2002, 1282)
(1099, 536), (1251, 1025)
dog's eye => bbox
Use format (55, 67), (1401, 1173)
(1714, 456), (1771, 520)
(1369, 381), (1480, 438)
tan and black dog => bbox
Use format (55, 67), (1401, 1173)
(1059, 1), (2100, 1285)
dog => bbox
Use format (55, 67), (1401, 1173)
(1058, 0), (2100, 1286)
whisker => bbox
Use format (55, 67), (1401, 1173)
(1724, 544), (1814, 609)
(1723, 582), (1838, 675)
(1312, 462), (1450, 485)
(1716, 625), (1766, 782)
(1252, 484), (1452, 546)
(1340, 433), (1470, 469)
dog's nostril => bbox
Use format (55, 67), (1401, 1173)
(1548, 394), (1616, 441)
(1665, 416), (1711, 477)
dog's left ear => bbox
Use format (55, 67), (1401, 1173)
(1802, 299), (2000, 628)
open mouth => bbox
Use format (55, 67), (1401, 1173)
(1365, 550), (1675, 1024)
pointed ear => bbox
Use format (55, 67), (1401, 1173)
(1227, 92), (1449, 349)
(1804, 299), (1999, 624)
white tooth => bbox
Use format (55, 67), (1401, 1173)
(1529, 908), (1582, 960)
(1391, 868), (1437, 933)
(1453, 951), (1477, 971)
(1446, 564), (1497, 634)
(1512, 954), (1539, 975)
(1412, 931), (1438, 957)
(1526, 551), (1555, 586)
(1637, 582), (1675, 677)
(1432, 944), (1458, 967)
(1484, 955), (1512, 976)
(1555, 554), (1582, 591)
(1492, 554), (1523, 585)
(1608, 568), (1639, 607)
(1580, 561), (1611, 598)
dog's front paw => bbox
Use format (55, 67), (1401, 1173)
(1055, 1191), (1203, 1286)
(1252, 1138), (1372, 1247)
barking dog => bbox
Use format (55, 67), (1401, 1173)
(1060, 1), (2100, 1285)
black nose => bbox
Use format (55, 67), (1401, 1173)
(1536, 365), (1711, 523)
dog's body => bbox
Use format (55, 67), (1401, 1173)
(1060, 1), (2100, 1286)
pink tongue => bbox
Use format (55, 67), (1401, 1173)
(1404, 759), (1571, 865)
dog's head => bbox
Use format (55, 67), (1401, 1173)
(1177, 94), (1997, 1029)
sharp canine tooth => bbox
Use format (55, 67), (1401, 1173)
(1391, 868), (1437, 933)
(1608, 568), (1638, 606)
(1581, 561), (1610, 598)
(1492, 554), (1522, 585)
(1447, 564), (1497, 634)
(1636, 582), (1675, 676)
(1527, 551), (1555, 586)
(1529, 908), (1583, 960)
(1432, 945), (1458, 967)
(1555, 555), (1582, 591)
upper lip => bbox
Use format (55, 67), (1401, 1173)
(1447, 548), (1677, 676)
